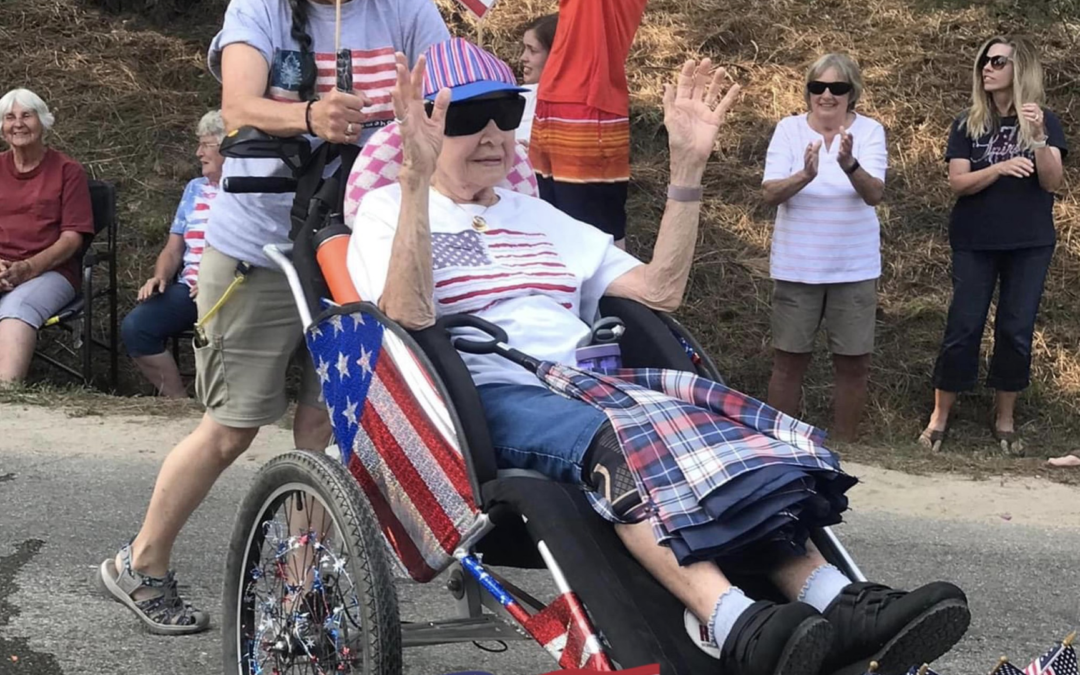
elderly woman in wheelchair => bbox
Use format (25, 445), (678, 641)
(339, 38), (972, 675)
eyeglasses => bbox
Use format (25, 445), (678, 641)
(807, 81), (853, 96)
(197, 141), (220, 151)
(979, 54), (1012, 71)
(425, 95), (526, 137)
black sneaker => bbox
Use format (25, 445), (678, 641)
(822, 582), (971, 675)
(720, 600), (835, 675)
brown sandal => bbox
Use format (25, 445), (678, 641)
(917, 427), (948, 453)
(989, 424), (1025, 456)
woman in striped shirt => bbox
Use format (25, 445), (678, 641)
(761, 53), (888, 443)
(121, 110), (223, 398)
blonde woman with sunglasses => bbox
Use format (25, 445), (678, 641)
(920, 37), (1066, 455)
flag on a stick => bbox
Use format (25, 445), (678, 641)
(455, 0), (497, 19)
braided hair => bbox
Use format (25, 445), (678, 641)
(288, 0), (318, 102)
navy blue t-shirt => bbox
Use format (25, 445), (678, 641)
(945, 109), (1067, 250)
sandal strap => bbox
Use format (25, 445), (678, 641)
(113, 543), (170, 595)
(113, 543), (203, 627)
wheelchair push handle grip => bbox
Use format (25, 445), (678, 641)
(439, 314), (540, 372)
(222, 176), (299, 194)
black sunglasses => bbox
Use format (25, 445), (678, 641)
(425, 95), (526, 137)
(807, 80), (853, 96)
(979, 54), (1012, 71)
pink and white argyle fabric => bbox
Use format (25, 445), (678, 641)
(343, 122), (539, 227)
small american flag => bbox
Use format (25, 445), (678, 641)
(455, 0), (498, 19)
(993, 657), (1030, 675)
(432, 229), (577, 315)
(904, 665), (941, 675)
(1024, 637), (1079, 675)
(269, 47), (397, 127)
(306, 308), (480, 583)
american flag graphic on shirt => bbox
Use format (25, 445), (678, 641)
(269, 47), (396, 127)
(431, 228), (579, 315)
(179, 181), (217, 288)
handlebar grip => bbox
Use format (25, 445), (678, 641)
(438, 314), (509, 355)
(222, 177), (299, 194)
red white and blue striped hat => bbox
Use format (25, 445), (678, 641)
(422, 38), (527, 103)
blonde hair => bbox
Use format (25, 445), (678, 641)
(964, 36), (1045, 149)
(805, 53), (864, 112)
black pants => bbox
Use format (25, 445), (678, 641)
(933, 245), (1054, 393)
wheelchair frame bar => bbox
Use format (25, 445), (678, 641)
(263, 243), (314, 330)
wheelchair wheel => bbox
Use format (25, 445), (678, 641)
(222, 450), (402, 675)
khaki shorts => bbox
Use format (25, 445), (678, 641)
(194, 246), (323, 428)
(771, 279), (877, 356)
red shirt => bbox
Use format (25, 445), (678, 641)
(536, 0), (648, 116)
(0, 148), (94, 290)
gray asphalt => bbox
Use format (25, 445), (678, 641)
(1, 432), (1077, 675)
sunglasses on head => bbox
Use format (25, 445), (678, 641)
(425, 94), (526, 137)
(979, 54), (1012, 70)
(807, 80), (853, 96)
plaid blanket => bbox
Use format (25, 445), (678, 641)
(537, 363), (856, 562)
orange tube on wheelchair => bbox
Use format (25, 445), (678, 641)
(314, 224), (361, 304)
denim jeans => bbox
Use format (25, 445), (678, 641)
(476, 383), (609, 485)
(121, 282), (198, 357)
(932, 246), (1054, 392)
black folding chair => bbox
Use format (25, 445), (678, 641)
(34, 179), (119, 389)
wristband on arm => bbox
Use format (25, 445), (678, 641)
(667, 184), (703, 202)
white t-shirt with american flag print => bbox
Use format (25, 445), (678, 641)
(347, 185), (643, 389)
(205, 0), (449, 268)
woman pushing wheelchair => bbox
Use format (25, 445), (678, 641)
(346, 39), (971, 675)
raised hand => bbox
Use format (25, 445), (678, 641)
(837, 126), (855, 172)
(803, 140), (823, 179)
(310, 89), (372, 144)
(1020, 103), (1048, 142)
(997, 156), (1035, 178)
(391, 52), (451, 180)
(663, 59), (741, 174)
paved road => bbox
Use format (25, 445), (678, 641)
(1, 407), (1077, 675)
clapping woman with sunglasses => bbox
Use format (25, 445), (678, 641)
(919, 37), (1066, 455)
(761, 53), (888, 442)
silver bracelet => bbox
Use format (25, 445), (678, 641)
(668, 184), (703, 202)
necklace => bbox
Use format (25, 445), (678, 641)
(451, 196), (499, 232)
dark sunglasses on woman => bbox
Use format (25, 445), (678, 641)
(424, 94), (526, 137)
(979, 54), (1011, 70)
(806, 80), (853, 96)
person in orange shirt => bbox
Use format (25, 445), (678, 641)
(528, 0), (648, 249)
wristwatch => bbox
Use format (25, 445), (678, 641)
(842, 158), (861, 175)
(1031, 138), (1048, 149)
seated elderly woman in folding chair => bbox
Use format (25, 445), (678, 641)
(347, 39), (971, 675)
(0, 88), (95, 384)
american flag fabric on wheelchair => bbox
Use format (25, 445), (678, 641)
(537, 363), (858, 567)
(306, 308), (480, 583)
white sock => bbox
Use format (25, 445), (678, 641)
(708, 587), (755, 648)
(798, 564), (852, 613)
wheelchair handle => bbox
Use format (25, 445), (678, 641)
(222, 176), (299, 194)
(590, 316), (626, 345)
(438, 314), (541, 373)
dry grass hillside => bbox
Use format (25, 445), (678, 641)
(4, 0), (1079, 455)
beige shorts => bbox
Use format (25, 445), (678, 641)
(771, 279), (877, 356)
(194, 246), (323, 428)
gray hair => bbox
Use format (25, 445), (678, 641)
(0, 88), (56, 131)
(805, 53), (864, 112)
(196, 109), (225, 142)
